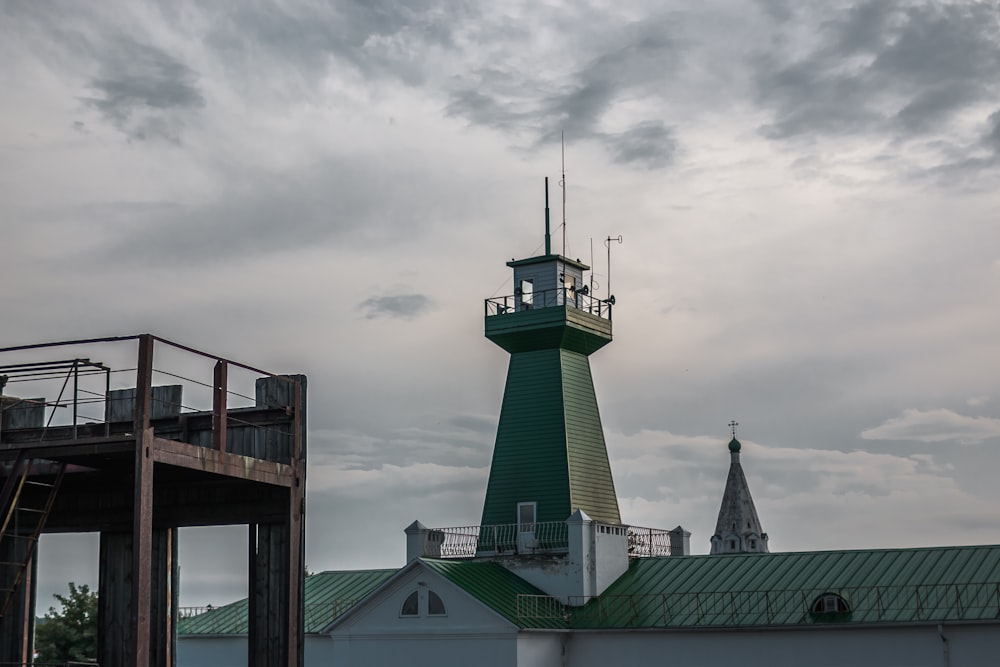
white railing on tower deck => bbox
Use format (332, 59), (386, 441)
(485, 287), (613, 320)
(421, 522), (672, 559)
(626, 525), (672, 557)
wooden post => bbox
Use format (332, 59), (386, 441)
(288, 379), (305, 667)
(213, 361), (228, 451)
(130, 334), (154, 666)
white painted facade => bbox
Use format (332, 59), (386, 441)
(327, 563), (519, 667)
(179, 609), (1000, 667)
(561, 623), (1000, 667)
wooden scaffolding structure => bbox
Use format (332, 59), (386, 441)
(0, 334), (306, 667)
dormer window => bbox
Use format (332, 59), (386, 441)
(400, 591), (419, 616)
(400, 589), (447, 617)
(428, 591), (446, 616)
(810, 593), (851, 621)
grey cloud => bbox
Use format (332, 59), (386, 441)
(606, 121), (678, 169)
(204, 0), (469, 86)
(311, 424), (491, 472)
(449, 415), (496, 435)
(447, 14), (682, 169)
(80, 38), (204, 143)
(986, 110), (1000, 150)
(754, 2), (1000, 146)
(358, 294), (433, 320)
(71, 154), (458, 267)
(861, 408), (1000, 445)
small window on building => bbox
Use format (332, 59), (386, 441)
(728, 539), (736, 550)
(749, 539), (757, 549)
(428, 590), (446, 616)
(400, 591), (419, 616)
(518, 502), (536, 532)
(520, 280), (533, 308)
(810, 593), (851, 618)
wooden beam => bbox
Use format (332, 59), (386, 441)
(150, 437), (294, 487)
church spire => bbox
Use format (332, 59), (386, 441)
(710, 422), (769, 555)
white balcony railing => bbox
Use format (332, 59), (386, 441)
(421, 522), (672, 559)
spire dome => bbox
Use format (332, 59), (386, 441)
(711, 424), (769, 555)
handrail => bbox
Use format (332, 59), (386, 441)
(485, 287), (612, 320)
(422, 521), (672, 559)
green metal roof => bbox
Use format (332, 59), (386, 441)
(177, 569), (395, 636)
(523, 545), (1000, 629)
(180, 546), (1000, 635)
(421, 558), (564, 628)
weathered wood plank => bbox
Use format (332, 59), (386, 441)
(150, 437), (294, 486)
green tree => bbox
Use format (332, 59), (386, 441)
(33, 582), (98, 664)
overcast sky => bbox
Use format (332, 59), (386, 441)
(3, 0), (1000, 609)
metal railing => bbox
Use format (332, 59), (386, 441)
(422, 522), (673, 559)
(626, 525), (672, 557)
(516, 581), (1000, 628)
(426, 521), (571, 558)
(0, 335), (303, 464)
(485, 287), (612, 320)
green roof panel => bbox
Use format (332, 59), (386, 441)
(177, 569), (396, 636)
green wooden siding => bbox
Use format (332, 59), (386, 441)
(480, 344), (620, 527)
(562, 351), (620, 524)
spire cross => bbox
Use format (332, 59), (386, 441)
(729, 420), (739, 439)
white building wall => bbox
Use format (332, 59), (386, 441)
(516, 633), (564, 667)
(176, 636), (247, 666)
(331, 635), (516, 667)
(562, 623), (1000, 667)
(327, 563), (521, 667)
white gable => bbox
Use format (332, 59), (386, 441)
(326, 562), (520, 667)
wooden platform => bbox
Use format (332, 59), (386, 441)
(0, 334), (307, 667)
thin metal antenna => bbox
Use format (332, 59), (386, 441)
(560, 132), (567, 258)
(589, 237), (594, 295)
(544, 177), (551, 255)
(605, 234), (623, 298)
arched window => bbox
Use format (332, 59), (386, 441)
(400, 591), (419, 616)
(810, 593), (851, 619)
(428, 590), (446, 616)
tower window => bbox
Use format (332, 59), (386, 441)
(520, 280), (533, 309)
(400, 591), (419, 616)
(518, 502), (536, 532)
(728, 539), (736, 550)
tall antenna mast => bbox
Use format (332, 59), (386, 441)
(605, 234), (623, 299)
(544, 177), (551, 255)
(560, 132), (567, 258)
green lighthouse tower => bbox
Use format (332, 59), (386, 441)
(480, 182), (621, 547)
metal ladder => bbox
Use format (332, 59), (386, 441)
(0, 450), (66, 619)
